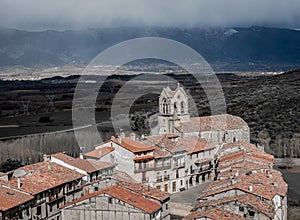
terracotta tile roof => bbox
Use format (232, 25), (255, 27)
(219, 141), (257, 154)
(176, 114), (248, 133)
(84, 146), (115, 159)
(110, 170), (137, 183)
(218, 149), (274, 171)
(0, 186), (34, 211)
(153, 146), (171, 158)
(145, 134), (214, 154)
(199, 169), (288, 201)
(133, 155), (155, 161)
(111, 137), (155, 153)
(86, 160), (115, 170)
(195, 194), (275, 218)
(183, 208), (246, 220)
(0, 162), (84, 195)
(117, 181), (170, 202)
(62, 185), (161, 214)
(52, 153), (114, 173)
(178, 137), (214, 154)
(217, 162), (271, 179)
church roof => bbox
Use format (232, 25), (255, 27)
(175, 114), (248, 133)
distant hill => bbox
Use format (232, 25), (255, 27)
(0, 26), (300, 71)
(224, 69), (300, 157)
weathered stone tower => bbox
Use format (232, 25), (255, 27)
(157, 84), (190, 134)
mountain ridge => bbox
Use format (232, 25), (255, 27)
(0, 26), (300, 71)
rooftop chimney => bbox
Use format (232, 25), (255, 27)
(161, 143), (166, 151)
(17, 177), (21, 189)
(249, 184), (253, 192)
(130, 133), (136, 140)
(120, 132), (125, 138)
(79, 152), (84, 159)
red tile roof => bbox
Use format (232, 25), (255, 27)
(176, 114), (248, 133)
(133, 155), (155, 161)
(84, 146), (115, 159)
(111, 137), (155, 153)
(195, 194), (275, 218)
(62, 185), (161, 214)
(52, 153), (114, 173)
(0, 162), (84, 195)
(110, 170), (137, 183)
(145, 134), (214, 154)
(220, 141), (257, 153)
(183, 208), (246, 220)
(199, 169), (288, 201)
(117, 181), (170, 202)
(0, 186), (34, 211)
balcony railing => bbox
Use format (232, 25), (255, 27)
(173, 162), (185, 169)
(134, 165), (155, 173)
(155, 163), (171, 170)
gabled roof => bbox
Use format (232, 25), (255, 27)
(0, 186), (34, 211)
(84, 146), (115, 159)
(195, 194), (275, 218)
(162, 85), (188, 98)
(176, 114), (248, 133)
(62, 185), (161, 214)
(52, 153), (114, 173)
(183, 208), (246, 220)
(117, 181), (170, 202)
(111, 137), (155, 153)
(0, 162), (84, 195)
(199, 169), (288, 201)
(145, 134), (214, 154)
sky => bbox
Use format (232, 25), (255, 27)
(0, 0), (300, 31)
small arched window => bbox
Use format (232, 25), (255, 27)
(181, 101), (185, 113)
(174, 102), (177, 113)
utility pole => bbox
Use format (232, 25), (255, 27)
(47, 95), (55, 107)
(21, 99), (30, 115)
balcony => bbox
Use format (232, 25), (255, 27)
(163, 175), (170, 181)
(156, 176), (163, 182)
(46, 194), (64, 203)
(134, 165), (155, 173)
(155, 163), (171, 171)
(173, 162), (185, 169)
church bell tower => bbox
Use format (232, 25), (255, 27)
(157, 84), (190, 134)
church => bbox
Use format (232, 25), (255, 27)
(85, 84), (251, 192)
(157, 84), (250, 144)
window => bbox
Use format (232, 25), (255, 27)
(166, 203), (169, 210)
(108, 197), (112, 204)
(68, 183), (72, 190)
(181, 101), (185, 113)
(239, 207), (244, 212)
(176, 170), (179, 178)
(249, 210), (255, 217)
(172, 182), (176, 192)
(49, 205), (52, 212)
(94, 187), (99, 191)
(181, 180), (183, 185)
(36, 206), (41, 215)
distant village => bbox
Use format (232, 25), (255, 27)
(0, 85), (287, 220)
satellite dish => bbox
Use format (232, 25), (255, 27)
(13, 169), (27, 178)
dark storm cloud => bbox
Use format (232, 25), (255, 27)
(0, 0), (300, 30)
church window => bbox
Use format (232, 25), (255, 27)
(174, 102), (177, 113)
(181, 101), (185, 113)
